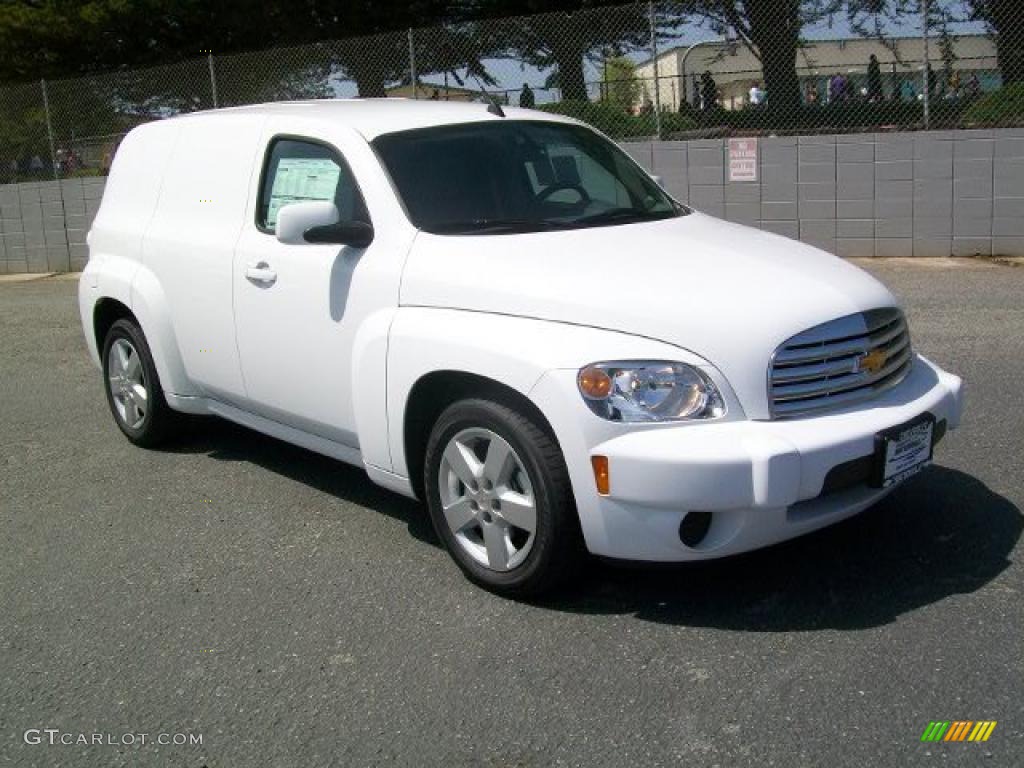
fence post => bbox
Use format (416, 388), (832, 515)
(39, 78), (59, 182)
(208, 53), (219, 109)
(648, 1), (662, 139)
(40, 78), (70, 272)
(408, 28), (418, 99)
(921, 0), (930, 129)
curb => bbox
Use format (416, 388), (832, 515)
(0, 272), (81, 285)
(0, 271), (56, 284)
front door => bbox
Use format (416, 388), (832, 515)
(232, 133), (374, 447)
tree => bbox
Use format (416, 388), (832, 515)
(0, 1), (302, 82)
(845, 0), (1021, 92)
(742, 0), (804, 114)
(468, 1), (671, 102)
(602, 55), (640, 108)
(0, 1), (681, 104)
(937, 20), (957, 94)
(0, 81), (49, 175)
(0, 0), (511, 128)
(675, 1), (966, 119)
(675, 1), (847, 118)
(0, 1), (343, 140)
(968, 0), (1024, 85)
(405, 21), (502, 97)
(0, 0), (454, 87)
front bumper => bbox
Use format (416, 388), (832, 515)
(530, 355), (963, 561)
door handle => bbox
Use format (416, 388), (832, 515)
(245, 262), (277, 285)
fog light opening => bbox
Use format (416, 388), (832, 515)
(679, 511), (713, 548)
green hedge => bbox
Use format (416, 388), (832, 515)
(701, 99), (970, 133)
(962, 83), (1024, 126)
(537, 97), (994, 138)
(538, 100), (696, 139)
(537, 92), (1021, 136)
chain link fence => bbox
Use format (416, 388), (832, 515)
(1, 0), (1022, 184)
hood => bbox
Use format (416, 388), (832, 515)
(400, 212), (897, 418)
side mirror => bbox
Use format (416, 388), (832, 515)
(275, 201), (339, 245)
(275, 200), (374, 248)
(304, 220), (374, 248)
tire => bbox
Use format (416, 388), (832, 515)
(101, 317), (178, 448)
(424, 397), (583, 597)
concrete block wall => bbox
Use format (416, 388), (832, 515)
(623, 127), (1024, 259)
(0, 177), (105, 274)
(2, 129), (1023, 274)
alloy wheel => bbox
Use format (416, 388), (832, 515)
(438, 427), (537, 571)
(107, 337), (148, 429)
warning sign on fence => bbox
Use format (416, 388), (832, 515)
(728, 138), (758, 182)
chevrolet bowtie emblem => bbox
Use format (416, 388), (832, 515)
(859, 348), (888, 374)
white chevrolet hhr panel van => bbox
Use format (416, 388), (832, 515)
(80, 100), (964, 595)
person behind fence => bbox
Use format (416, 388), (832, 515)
(829, 72), (847, 103)
(946, 70), (960, 99)
(966, 72), (980, 98)
(749, 81), (765, 106)
(519, 82), (534, 109)
(806, 81), (819, 104)
(867, 54), (883, 102)
(30, 154), (44, 173)
(700, 71), (718, 112)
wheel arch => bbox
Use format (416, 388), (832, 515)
(93, 297), (135, 354)
(403, 370), (562, 502)
(81, 254), (198, 400)
(128, 264), (199, 397)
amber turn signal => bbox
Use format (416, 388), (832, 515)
(578, 366), (613, 399)
(591, 455), (610, 495)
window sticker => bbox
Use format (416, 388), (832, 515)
(266, 157), (340, 227)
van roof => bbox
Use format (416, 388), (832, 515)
(171, 98), (581, 140)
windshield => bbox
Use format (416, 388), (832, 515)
(372, 121), (686, 235)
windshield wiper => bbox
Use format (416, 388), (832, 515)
(572, 208), (674, 228)
(429, 218), (566, 235)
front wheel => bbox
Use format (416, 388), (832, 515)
(424, 398), (583, 597)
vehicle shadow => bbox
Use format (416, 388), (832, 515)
(169, 419), (1020, 631)
(546, 466), (1021, 631)
(168, 417), (436, 547)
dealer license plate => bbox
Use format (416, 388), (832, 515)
(871, 413), (935, 488)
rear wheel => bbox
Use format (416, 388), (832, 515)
(424, 398), (582, 597)
(101, 318), (177, 447)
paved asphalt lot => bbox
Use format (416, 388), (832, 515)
(1, 260), (1022, 767)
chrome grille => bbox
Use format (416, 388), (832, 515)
(769, 307), (913, 418)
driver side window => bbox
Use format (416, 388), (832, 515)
(257, 138), (368, 232)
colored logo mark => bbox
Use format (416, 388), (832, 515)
(921, 721), (997, 742)
(858, 348), (888, 374)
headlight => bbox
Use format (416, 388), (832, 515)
(577, 361), (725, 422)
